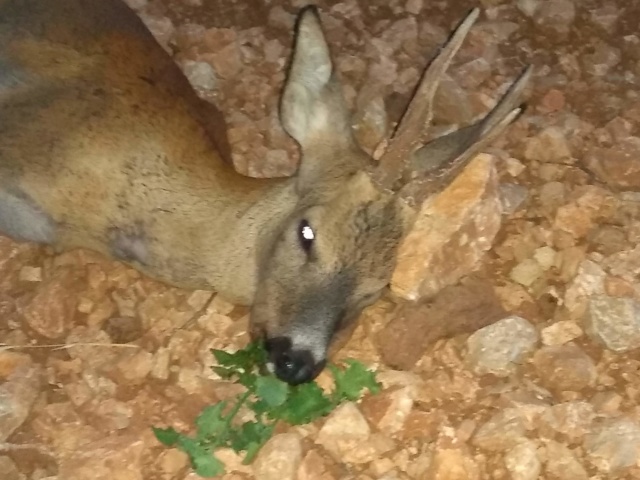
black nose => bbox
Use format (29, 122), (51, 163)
(265, 337), (323, 385)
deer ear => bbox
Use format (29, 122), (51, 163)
(280, 7), (352, 153)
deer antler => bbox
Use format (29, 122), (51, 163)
(372, 7), (532, 206)
(373, 8), (480, 190)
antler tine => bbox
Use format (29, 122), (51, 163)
(398, 65), (533, 206)
(373, 7), (480, 190)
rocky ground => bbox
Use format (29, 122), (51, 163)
(2, 0), (640, 478)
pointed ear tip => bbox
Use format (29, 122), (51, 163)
(297, 4), (322, 28)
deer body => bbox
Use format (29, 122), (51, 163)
(0, 0), (531, 384)
(0, 0), (298, 304)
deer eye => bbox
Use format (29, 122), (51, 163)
(297, 219), (315, 253)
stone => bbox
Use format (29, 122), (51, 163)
(392, 154), (503, 300)
(181, 60), (218, 90)
(524, 127), (571, 163)
(533, 0), (576, 36)
(586, 137), (640, 190)
(554, 186), (615, 240)
(472, 408), (528, 452)
(0, 456), (22, 480)
(582, 42), (621, 77)
(426, 448), (480, 480)
(541, 320), (583, 346)
(509, 258), (544, 287)
(584, 418), (640, 473)
(297, 450), (339, 480)
(116, 350), (153, 383)
(532, 345), (597, 392)
(17, 270), (79, 339)
(466, 315), (539, 377)
(585, 295), (640, 352)
(0, 362), (41, 441)
(150, 347), (171, 380)
(252, 433), (302, 480)
(58, 435), (145, 480)
(316, 402), (376, 464)
(504, 440), (541, 480)
(543, 440), (588, 480)
(564, 259), (606, 317)
(361, 386), (415, 434)
(539, 401), (595, 441)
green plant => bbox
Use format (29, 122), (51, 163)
(153, 342), (380, 477)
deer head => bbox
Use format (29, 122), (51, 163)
(249, 6), (531, 384)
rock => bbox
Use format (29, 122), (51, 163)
(586, 137), (640, 190)
(392, 154), (503, 300)
(376, 278), (506, 370)
(297, 450), (339, 480)
(0, 456), (22, 480)
(252, 433), (302, 480)
(584, 418), (640, 473)
(361, 386), (415, 434)
(316, 403), (377, 464)
(532, 345), (597, 392)
(201, 28), (242, 79)
(0, 361), (41, 441)
(181, 60), (218, 90)
(499, 183), (529, 215)
(509, 259), (544, 287)
(539, 401), (595, 441)
(564, 259), (606, 317)
(524, 127), (571, 163)
(150, 347), (171, 380)
(466, 315), (539, 377)
(554, 186), (616, 240)
(158, 448), (189, 477)
(543, 440), (588, 480)
(504, 440), (541, 480)
(116, 350), (153, 383)
(426, 447), (480, 480)
(405, 0), (423, 15)
(17, 269), (80, 339)
(58, 435), (145, 480)
(582, 42), (621, 77)
(585, 295), (640, 352)
(472, 408), (528, 452)
(602, 244), (640, 281)
(541, 320), (583, 346)
(533, 0), (576, 36)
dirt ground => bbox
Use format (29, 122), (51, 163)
(2, 0), (640, 479)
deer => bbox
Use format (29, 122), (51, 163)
(0, 0), (531, 385)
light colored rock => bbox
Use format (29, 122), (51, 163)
(553, 186), (616, 240)
(427, 447), (479, 480)
(297, 450), (338, 480)
(466, 315), (539, 376)
(58, 435), (145, 480)
(585, 295), (640, 352)
(504, 440), (541, 480)
(361, 386), (415, 434)
(541, 320), (583, 346)
(17, 271), (79, 338)
(116, 350), (153, 383)
(524, 126), (571, 163)
(472, 408), (527, 452)
(564, 259), (606, 317)
(509, 258), (544, 287)
(539, 401), (595, 441)
(150, 347), (171, 380)
(584, 418), (640, 473)
(0, 362), (41, 441)
(316, 402), (377, 464)
(532, 345), (597, 392)
(252, 433), (302, 480)
(586, 137), (640, 189)
(533, 0), (576, 36)
(392, 154), (503, 300)
(181, 60), (218, 90)
(543, 440), (588, 480)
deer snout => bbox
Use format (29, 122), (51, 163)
(265, 337), (326, 385)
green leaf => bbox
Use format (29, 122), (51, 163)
(230, 421), (273, 453)
(275, 382), (333, 424)
(195, 402), (228, 440)
(192, 452), (225, 478)
(330, 360), (380, 402)
(211, 342), (266, 373)
(255, 376), (289, 407)
(153, 426), (181, 446)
